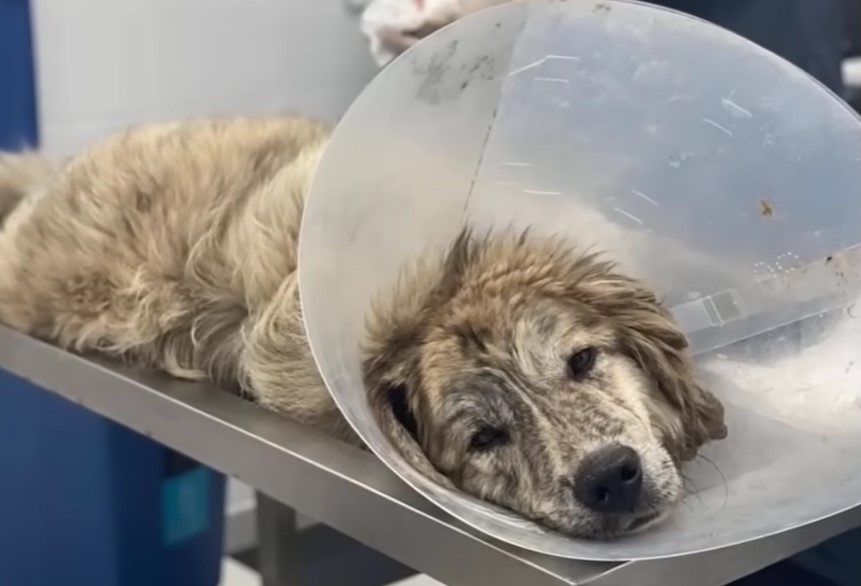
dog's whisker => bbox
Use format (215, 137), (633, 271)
(695, 453), (730, 510)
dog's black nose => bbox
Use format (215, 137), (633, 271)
(573, 444), (643, 513)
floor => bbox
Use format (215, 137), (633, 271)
(219, 555), (845, 586)
(219, 558), (442, 586)
(214, 495), (845, 586)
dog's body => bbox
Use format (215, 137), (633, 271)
(0, 117), (357, 443)
(0, 116), (726, 538)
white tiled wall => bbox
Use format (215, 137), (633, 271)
(29, 0), (378, 522)
(31, 0), (378, 156)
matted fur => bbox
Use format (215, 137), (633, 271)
(0, 117), (726, 538)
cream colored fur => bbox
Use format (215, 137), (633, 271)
(0, 116), (726, 538)
(0, 117), (357, 443)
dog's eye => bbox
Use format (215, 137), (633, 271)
(567, 347), (597, 380)
(469, 426), (510, 452)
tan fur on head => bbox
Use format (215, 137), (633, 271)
(0, 116), (725, 540)
(363, 228), (727, 537)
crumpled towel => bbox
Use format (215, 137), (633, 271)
(360, 0), (463, 67)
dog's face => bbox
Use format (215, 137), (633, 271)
(363, 230), (727, 539)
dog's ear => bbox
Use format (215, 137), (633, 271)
(362, 327), (423, 448)
(614, 285), (727, 461)
(362, 332), (455, 487)
(361, 256), (460, 488)
(571, 269), (727, 461)
(358, 229), (478, 486)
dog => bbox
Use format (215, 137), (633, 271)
(0, 116), (726, 538)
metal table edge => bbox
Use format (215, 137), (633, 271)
(0, 324), (611, 586)
(1, 324), (858, 586)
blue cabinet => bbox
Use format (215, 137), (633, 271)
(0, 0), (38, 149)
(0, 370), (227, 586)
(0, 6), (226, 580)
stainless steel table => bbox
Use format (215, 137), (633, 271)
(1, 323), (858, 586)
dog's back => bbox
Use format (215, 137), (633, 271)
(0, 117), (355, 438)
(0, 152), (57, 228)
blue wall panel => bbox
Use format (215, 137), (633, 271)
(0, 0), (39, 149)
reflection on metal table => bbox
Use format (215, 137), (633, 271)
(1, 323), (858, 586)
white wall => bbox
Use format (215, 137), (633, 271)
(29, 0), (379, 543)
(31, 0), (378, 156)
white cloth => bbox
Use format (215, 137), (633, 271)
(360, 0), (461, 67)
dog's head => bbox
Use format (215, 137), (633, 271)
(362, 229), (727, 539)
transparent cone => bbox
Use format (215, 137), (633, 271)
(299, 0), (861, 561)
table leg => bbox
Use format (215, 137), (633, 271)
(256, 491), (303, 586)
